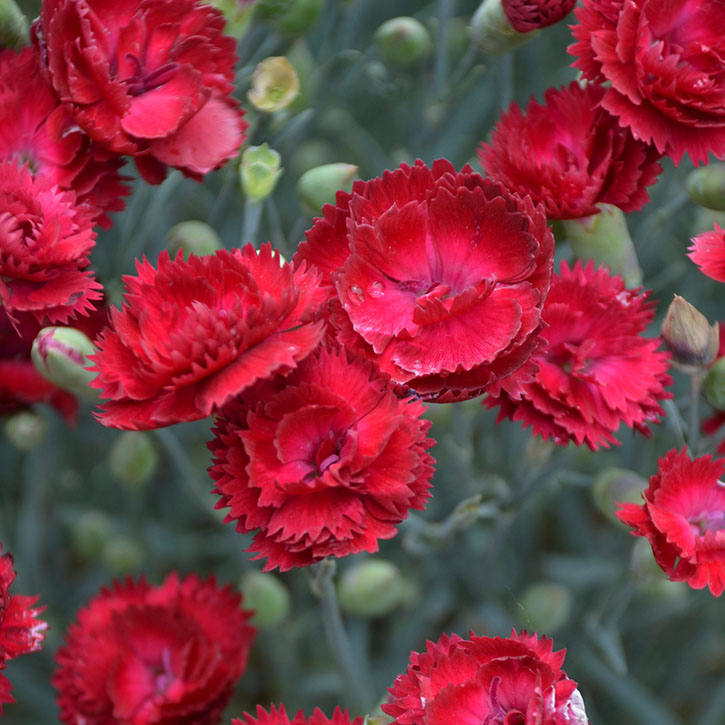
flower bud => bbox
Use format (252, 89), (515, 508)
(239, 570), (291, 628)
(374, 17), (433, 68)
(0, 0), (28, 50)
(247, 56), (300, 112)
(704, 357), (725, 411)
(71, 510), (113, 560)
(592, 467), (647, 526)
(109, 431), (158, 488)
(561, 204), (642, 288)
(4, 411), (47, 451)
(240, 144), (283, 203)
(662, 295), (719, 371)
(255, 0), (323, 34)
(337, 559), (412, 618)
(471, 0), (536, 55)
(297, 162), (357, 214)
(686, 163), (725, 212)
(102, 535), (143, 574)
(166, 220), (223, 258)
(31, 326), (97, 399)
(518, 581), (572, 634)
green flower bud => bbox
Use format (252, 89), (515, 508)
(71, 510), (113, 560)
(31, 326), (97, 399)
(247, 56), (300, 112)
(166, 220), (223, 258)
(661, 295), (719, 372)
(0, 0), (28, 51)
(297, 162), (357, 214)
(374, 17), (433, 68)
(561, 204), (642, 288)
(255, 0), (323, 34)
(102, 535), (143, 574)
(109, 431), (158, 488)
(4, 411), (47, 451)
(239, 570), (291, 627)
(704, 357), (725, 411)
(686, 163), (725, 212)
(592, 468), (647, 526)
(240, 144), (283, 203)
(471, 0), (536, 55)
(337, 559), (411, 618)
(518, 581), (573, 634)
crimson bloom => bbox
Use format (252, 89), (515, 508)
(617, 449), (725, 596)
(90, 245), (326, 430)
(502, 0), (577, 32)
(0, 545), (48, 715)
(383, 630), (588, 724)
(232, 704), (364, 725)
(569, 0), (725, 166)
(36, 0), (247, 183)
(478, 82), (662, 220)
(485, 261), (672, 450)
(53, 573), (256, 724)
(0, 47), (129, 228)
(294, 160), (554, 403)
(0, 160), (101, 324)
(209, 345), (435, 571)
(689, 224), (725, 283)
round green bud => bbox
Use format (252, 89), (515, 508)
(102, 535), (143, 574)
(471, 0), (535, 55)
(661, 295), (719, 372)
(297, 162), (358, 214)
(166, 221), (222, 258)
(239, 570), (291, 627)
(704, 357), (725, 411)
(240, 144), (283, 203)
(4, 411), (47, 451)
(686, 163), (725, 212)
(592, 467), (647, 526)
(518, 581), (573, 634)
(31, 326), (98, 399)
(375, 17), (433, 68)
(0, 0), (28, 51)
(247, 56), (300, 112)
(71, 510), (113, 560)
(109, 431), (158, 488)
(337, 559), (410, 618)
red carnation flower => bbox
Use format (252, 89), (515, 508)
(36, 0), (247, 183)
(502, 0), (577, 32)
(53, 573), (256, 724)
(232, 704), (364, 725)
(383, 629), (588, 724)
(294, 160), (554, 403)
(90, 245), (326, 430)
(689, 224), (725, 283)
(209, 345), (435, 571)
(617, 449), (725, 596)
(0, 47), (129, 228)
(0, 544), (48, 715)
(485, 261), (672, 450)
(569, 0), (725, 166)
(478, 82), (662, 220)
(0, 160), (101, 324)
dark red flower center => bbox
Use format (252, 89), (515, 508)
(124, 54), (179, 96)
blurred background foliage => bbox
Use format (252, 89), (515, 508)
(5, 0), (725, 723)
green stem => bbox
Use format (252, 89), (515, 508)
(688, 370), (704, 454)
(242, 199), (264, 244)
(434, 0), (452, 99)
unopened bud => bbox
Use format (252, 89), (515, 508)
(518, 581), (572, 634)
(337, 559), (412, 618)
(374, 17), (432, 68)
(4, 411), (47, 450)
(297, 162), (357, 214)
(102, 535), (143, 573)
(662, 295), (719, 371)
(686, 163), (725, 212)
(593, 468), (647, 526)
(109, 431), (158, 488)
(0, 0), (28, 50)
(166, 220), (222, 258)
(471, 0), (536, 55)
(255, 0), (323, 34)
(239, 570), (291, 627)
(704, 357), (725, 411)
(71, 510), (113, 560)
(561, 204), (642, 288)
(240, 144), (283, 203)
(247, 56), (300, 112)
(31, 327), (97, 399)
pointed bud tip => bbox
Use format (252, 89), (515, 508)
(662, 295), (719, 371)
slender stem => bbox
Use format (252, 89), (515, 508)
(688, 370), (704, 454)
(434, 0), (452, 99)
(500, 51), (514, 109)
(242, 199), (264, 244)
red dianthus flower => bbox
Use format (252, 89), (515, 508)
(90, 245), (326, 430)
(0, 160), (101, 324)
(232, 704), (364, 725)
(383, 629), (588, 724)
(689, 224), (725, 283)
(569, 0), (725, 166)
(36, 0), (247, 183)
(294, 160), (554, 403)
(0, 545), (48, 715)
(0, 47), (129, 228)
(209, 345), (435, 571)
(485, 261), (672, 450)
(479, 82), (662, 220)
(617, 449), (725, 596)
(53, 573), (256, 724)
(502, 0), (577, 32)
